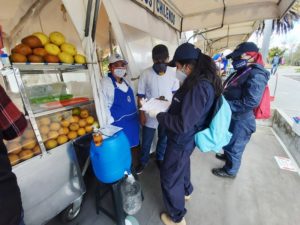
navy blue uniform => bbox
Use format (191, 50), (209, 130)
(157, 80), (215, 222)
(223, 64), (270, 175)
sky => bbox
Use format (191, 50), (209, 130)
(249, 21), (300, 52)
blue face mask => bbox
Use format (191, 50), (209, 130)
(232, 59), (248, 71)
(153, 63), (167, 75)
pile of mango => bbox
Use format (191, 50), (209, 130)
(38, 107), (99, 150)
(10, 31), (86, 64)
(6, 125), (41, 166)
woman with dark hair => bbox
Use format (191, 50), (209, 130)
(146, 43), (223, 225)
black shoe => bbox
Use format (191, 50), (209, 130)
(156, 160), (163, 169)
(215, 153), (226, 161)
(135, 164), (145, 175)
(212, 168), (236, 178)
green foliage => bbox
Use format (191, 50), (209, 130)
(268, 47), (285, 63)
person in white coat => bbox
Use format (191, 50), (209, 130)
(135, 44), (179, 174)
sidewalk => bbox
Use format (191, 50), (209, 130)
(269, 66), (300, 118)
(47, 127), (300, 225)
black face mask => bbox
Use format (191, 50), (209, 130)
(152, 63), (167, 75)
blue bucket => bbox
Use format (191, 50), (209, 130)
(90, 131), (132, 183)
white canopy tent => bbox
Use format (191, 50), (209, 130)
(164, 0), (296, 51)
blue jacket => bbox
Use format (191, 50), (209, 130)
(223, 64), (270, 120)
(157, 80), (215, 150)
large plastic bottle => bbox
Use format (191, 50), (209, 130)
(120, 174), (142, 215)
(90, 130), (131, 183)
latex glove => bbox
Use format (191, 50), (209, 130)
(148, 110), (159, 118)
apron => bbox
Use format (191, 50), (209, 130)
(109, 74), (139, 147)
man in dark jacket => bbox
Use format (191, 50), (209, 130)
(0, 84), (27, 225)
(212, 42), (270, 178)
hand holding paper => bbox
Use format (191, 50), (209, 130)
(140, 98), (171, 114)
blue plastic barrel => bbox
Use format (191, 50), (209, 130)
(90, 131), (132, 183)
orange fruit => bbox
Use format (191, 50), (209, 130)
(45, 139), (58, 150)
(69, 123), (79, 131)
(7, 142), (22, 154)
(48, 131), (59, 139)
(19, 150), (34, 160)
(50, 122), (61, 131)
(58, 127), (69, 135)
(32, 145), (41, 155)
(67, 131), (78, 140)
(57, 135), (68, 145)
(61, 119), (70, 127)
(23, 129), (35, 139)
(86, 116), (95, 125)
(22, 138), (37, 150)
(78, 119), (87, 128)
(85, 125), (93, 133)
(8, 154), (20, 166)
(40, 125), (50, 135)
(77, 128), (86, 136)
(40, 117), (51, 125)
(80, 109), (89, 118)
(69, 116), (80, 123)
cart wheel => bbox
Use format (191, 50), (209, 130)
(125, 216), (139, 225)
(60, 204), (81, 223)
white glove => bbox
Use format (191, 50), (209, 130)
(148, 110), (159, 118)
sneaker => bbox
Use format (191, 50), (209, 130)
(215, 153), (226, 161)
(212, 168), (236, 178)
(135, 164), (145, 175)
(160, 213), (186, 225)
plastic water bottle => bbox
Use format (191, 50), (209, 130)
(120, 174), (142, 215)
(0, 54), (11, 67)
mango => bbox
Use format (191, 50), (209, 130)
(12, 44), (32, 56)
(74, 54), (86, 64)
(45, 43), (61, 56)
(61, 43), (77, 56)
(22, 35), (43, 48)
(58, 52), (74, 64)
(33, 32), (49, 46)
(49, 32), (65, 46)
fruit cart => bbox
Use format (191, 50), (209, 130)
(1, 63), (99, 225)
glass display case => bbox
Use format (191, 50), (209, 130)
(1, 63), (98, 225)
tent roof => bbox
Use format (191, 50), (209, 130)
(167, 0), (296, 51)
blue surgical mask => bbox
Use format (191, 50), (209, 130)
(232, 59), (248, 71)
(153, 63), (167, 75)
(176, 67), (187, 85)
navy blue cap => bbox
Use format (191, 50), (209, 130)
(226, 42), (259, 59)
(169, 43), (201, 67)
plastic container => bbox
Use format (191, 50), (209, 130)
(90, 130), (131, 183)
(121, 175), (142, 215)
(1, 53), (11, 67)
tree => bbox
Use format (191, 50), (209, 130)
(285, 44), (300, 66)
(257, 1), (300, 35)
(268, 47), (285, 63)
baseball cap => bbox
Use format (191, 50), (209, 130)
(226, 42), (259, 59)
(109, 53), (128, 64)
(169, 43), (201, 67)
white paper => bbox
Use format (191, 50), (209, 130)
(274, 156), (298, 172)
(140, 98), (171, 113)
(99, 124), (123, 137)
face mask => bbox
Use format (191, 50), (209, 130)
(176, 68), (187, 85)
(153, 63), (167, 75)
(232, 59), (248, 71)
(113, 67), (126, 78)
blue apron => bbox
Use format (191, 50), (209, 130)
(109, 74), (139, 147)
